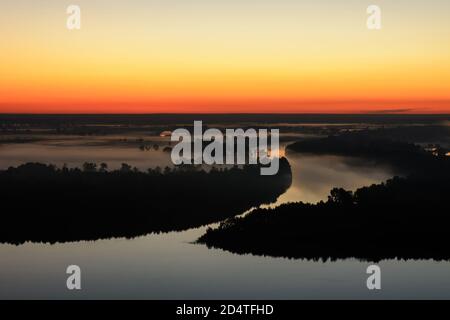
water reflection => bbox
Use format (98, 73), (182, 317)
(2, 227), (450, 299)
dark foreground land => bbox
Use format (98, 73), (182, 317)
(199, 135), (450, 262)
(0, 159), (291, 244)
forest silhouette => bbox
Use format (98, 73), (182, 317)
(0, 159), (291, 244)
(199, 136), (450, 262)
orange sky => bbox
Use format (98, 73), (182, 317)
(1, 0), (450, 114)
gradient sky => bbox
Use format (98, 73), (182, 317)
(1, 0), (450, 113)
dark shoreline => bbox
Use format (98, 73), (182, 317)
(0, 159), (292, 245)
(1, 113), (449, 125)
(198, 172), (450, 262)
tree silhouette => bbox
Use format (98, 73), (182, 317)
(99, 163), (108, 173)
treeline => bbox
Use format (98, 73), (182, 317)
(198, 158), (450, 262)
(352, 125), (449, 144)
(0, 159), (291, 244)
(286, 133), (448, 174)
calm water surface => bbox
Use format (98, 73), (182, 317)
(1, 138), (449, 299)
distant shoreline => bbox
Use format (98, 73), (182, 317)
(1, 114), (449, 126)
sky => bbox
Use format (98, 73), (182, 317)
(1, 0), (450, 114)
